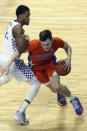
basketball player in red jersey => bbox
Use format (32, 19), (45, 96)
(0, 30), (83, 116)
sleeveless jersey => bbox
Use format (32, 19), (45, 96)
(1, 20), (34, 80)
(1, 20), (20, 55)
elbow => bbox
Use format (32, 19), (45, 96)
(17, 42), (28, 54)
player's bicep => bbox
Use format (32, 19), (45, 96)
(12, 25), (29, 54)
(12, 25), (24, 45)
(63, 41), (72, 52)
(63, 42), (68, 49)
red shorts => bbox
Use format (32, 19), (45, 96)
(32, 60), (55, 84)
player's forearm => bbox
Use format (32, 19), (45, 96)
(17, 41), (28, 54)
(7, 50), (20, 66)
(16, 34), (29, 54)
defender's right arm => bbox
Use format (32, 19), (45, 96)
(12, 24), (29, 54)
(0, 25), (29, 75)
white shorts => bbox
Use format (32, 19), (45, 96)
(0, 54), (35, 82)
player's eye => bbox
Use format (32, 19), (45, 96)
(46, 43), (49, 46)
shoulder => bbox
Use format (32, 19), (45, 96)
(8, 20), (20, 27)
(53, 37), (64, 42)
(12, 24), (22, 34)
(29, 39), (40, 47)
(12, 24), (23, 39)
(27, 39), (40, 51)
(52, 37), (64, 48)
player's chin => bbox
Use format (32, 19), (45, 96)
(45, 48), (50, 51)
(25, 22), (29, 25)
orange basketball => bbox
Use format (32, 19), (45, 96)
(55, 60), (71, 76)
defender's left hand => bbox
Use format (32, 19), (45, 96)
(0, 64), (9, 76)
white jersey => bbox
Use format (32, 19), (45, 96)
(0, 20), (34, 81)
(1, 20), (20, 55)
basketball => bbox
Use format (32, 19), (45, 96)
(55, 60), (71, 76)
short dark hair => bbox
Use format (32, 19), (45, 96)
(16, 5), (29, 17)
(39, 30), (52, 41)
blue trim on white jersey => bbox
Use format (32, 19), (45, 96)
(15, 59), (34, 80)
(28, 52), (32, 67)
(12, 38), (17, 51)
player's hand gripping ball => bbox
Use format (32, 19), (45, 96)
(55, 60), (71, 76)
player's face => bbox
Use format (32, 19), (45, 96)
(41, 39), (53, 51)
(22, 11), (30, 25)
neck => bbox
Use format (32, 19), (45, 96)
(16, 18), (24, 26)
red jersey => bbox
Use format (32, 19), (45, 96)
(27, 37), (64, 68)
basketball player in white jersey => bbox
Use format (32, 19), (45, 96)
(0, 5), (41, 125)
